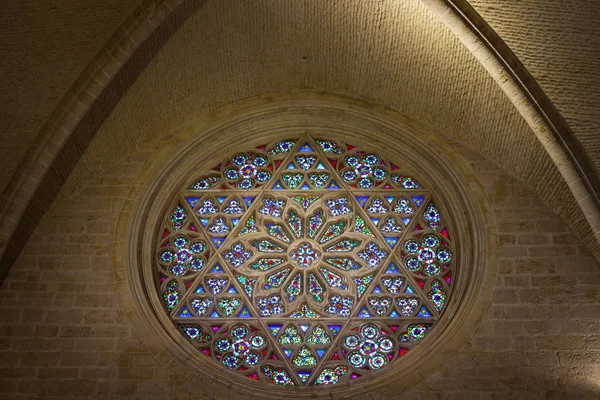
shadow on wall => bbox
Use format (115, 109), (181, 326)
(0, 1), (208, 283)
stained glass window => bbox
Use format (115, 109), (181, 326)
(155, 136), (454, 386)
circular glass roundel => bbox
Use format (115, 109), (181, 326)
(155, 137), (455, 387)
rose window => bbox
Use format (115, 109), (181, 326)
(155, 137), (455, 387)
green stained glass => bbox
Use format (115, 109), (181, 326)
(217, 298), (241, 316)
(292, 196), (319, 210)
(308, 172), (330, 188)
(238, 215), (257, 236)
(236, 274), (255, 298)
(268, 139), (296, 155)
(354, 215), (374, 236)
(314, 366), (347, 385)
(264, 267), (292, 290)
(282, 173), (304, 189)
(250, 258), (285, 271)
(262, 366), (294, 386)
(189, 175), (220, 190)
(325, 257), (360, 271)
(354, 274), (373, 298)
(308, 273), (325, 303)
(306, 326), (331, 345)
(292, 346), (317, 367)
(318, 220), (346, 244)
(266, 223), (292, 243)
(289, 303), (320, 318)
(285, 272), (303, 302)
(318, 267), (347, 290)
(252, 240), (286, 253)
(286, 210), (303, 239)
(278, 325), (303, 345)
(325, 239), (360, 252)
(315, 139), (344, 155)
(428, 280), (446, 312)
(307, 210), (324, 239)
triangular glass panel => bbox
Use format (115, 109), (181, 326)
(405, 285), (415, 294)
(200, 218), (209, 227)
(417, 306), (432, 318)
(210, 264), (224, 273)
(297, 371), (310, 383)
(389, 310), (400, 318)
(186, 197), (200, 208)
(269, 324), (282, 336)
(328, 325), (341, 336)
(238, 215), (257, 236)
(316, 349), (326, 358)
(316, 162), (325, 170)
(354, 274), (373, 299)
(355, 196), (369, 207)
(402, 217), (412, 226)
(231, 218), (240, 227)
(286, 162), (296, 170)
(300, 183), (310, 190)
(385, 264), (400, 274)
(238, 307), (252, 318)
(242, 197), (255, 207)
(384, 196), (395, 204)
(216, 196), (227, 204)
(354, 215), (374, 236)
(412, 196), (424, 207)
(370, 218), (380, 226)
(211, 237), (225, 248)
(178, 306), (192, 318)
(372, 285), (382, 294)
(384, 237), (398, 248)
(209, 311), (220, 318)
(236, 274), (255, 298)
(227, 286), (238, 294)
(273, 180), (284, 190)
(299, 143), (313, 152)
(357, 307), (371, 318)
(195, 284), (205, 294)
(283, 349), (293, 358)
(327, 180), (339, 189)
(300, 324), (310, 333)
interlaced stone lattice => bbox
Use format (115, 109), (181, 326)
(155, 136), (455, 387)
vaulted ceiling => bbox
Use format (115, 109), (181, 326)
(1, 0), (599, 272)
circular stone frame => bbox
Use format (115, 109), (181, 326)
(112, 90), (498, 399)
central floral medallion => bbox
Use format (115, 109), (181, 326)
(289, 242), (321, 268)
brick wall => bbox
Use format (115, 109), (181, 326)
(0, 143), (599, 399)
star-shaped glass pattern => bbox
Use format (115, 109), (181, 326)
(155, 136), (455, 386)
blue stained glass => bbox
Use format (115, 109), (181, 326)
(355, 196), (369, 207)
(412, 196), (424, 206)
(186, 197), (200, 208)
(178, 306), (192, 318)
(238, 307), (252, 318)
(417, 306), (432, 318)
(273, 181), (284, 189)
(357, 307), (371, 318)
(299, 143), (313, 152)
